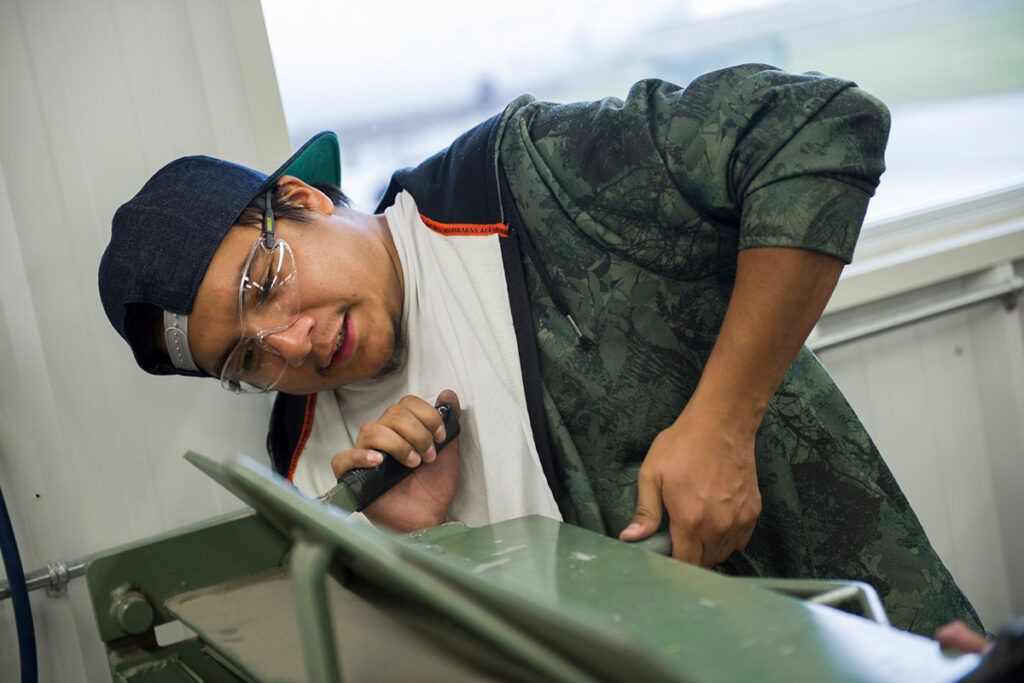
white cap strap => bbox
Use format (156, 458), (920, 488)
(163, 310), (199, 372)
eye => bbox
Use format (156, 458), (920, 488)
(260, 270), (273, 302)
(240, 338), (258, 373)
(242, 259), (275, 309)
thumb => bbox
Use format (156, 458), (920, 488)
(330, 448), (384, 479)
(619, 471), (663, 542)
(434, 389), (461, 449)
(434, 388), (461, 419)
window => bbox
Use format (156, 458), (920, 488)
(262, 0), (1024, 220)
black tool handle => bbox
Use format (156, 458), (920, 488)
(338, 402), (460, 511)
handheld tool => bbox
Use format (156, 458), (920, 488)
(323, 402), (460, 512)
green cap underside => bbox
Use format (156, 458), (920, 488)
(262, 131), (341, 191)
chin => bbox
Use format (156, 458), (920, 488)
(276, 383), (322, 397)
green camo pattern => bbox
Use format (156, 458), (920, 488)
(496, 64), (982, 636)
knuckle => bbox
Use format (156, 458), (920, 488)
(679, 504), (704, 529)
(711, 518), (733, 536)
(712, 507), (734, 530)
(398, 394), (424, 410)
(741, 499), (761, 524)
(357, 421), (376, 440)
(632, 503), (658, 521)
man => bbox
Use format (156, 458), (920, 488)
(99, 64), (982, 636)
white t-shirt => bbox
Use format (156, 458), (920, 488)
(291, 191), (561, 526)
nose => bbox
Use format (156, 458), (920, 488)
(261, 315), (314, 367)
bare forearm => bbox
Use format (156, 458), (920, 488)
(684, 247), (845, 435)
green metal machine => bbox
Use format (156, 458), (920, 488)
(84, 452), (981, 682)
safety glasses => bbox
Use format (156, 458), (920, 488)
(220, 190), (301, 393)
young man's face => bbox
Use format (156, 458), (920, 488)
(185, 182), (404, 395)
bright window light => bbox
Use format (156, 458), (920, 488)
(262, 0), (1024, 219)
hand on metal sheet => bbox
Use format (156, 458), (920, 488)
(619, 401), (761, 568)
(935, 621), (993, 655)
(330, 390), (461, 531)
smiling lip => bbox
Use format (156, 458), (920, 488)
(330, 314), (355, 367)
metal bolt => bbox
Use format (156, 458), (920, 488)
(113, 591), (154, 634)
(45, 561), (70, 597)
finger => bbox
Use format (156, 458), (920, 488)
(935, 621), (993, 654)
(434, 389), (461, 447)
(619, 468), (663, 542)
(701, 543), (732, 569)
(434, 388), (461, 420)
(702, 506), (758, 567)
(378, 396), (445, 463)
(664, 495), (706, 565)
(667, 505), (708, 565)
(398, 394), (449, 448)
(330, 448), (384, 478)
(670, 521), (703, 565)
(355, 418), (424, 468)
(698, 524), (740, 569)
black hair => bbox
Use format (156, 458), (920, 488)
(234, 182), (351, 229)
(124, 301), (173, 373)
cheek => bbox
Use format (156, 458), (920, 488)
(189, 317), (239, 376)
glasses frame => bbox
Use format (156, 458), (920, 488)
(219, 189), (300, 394)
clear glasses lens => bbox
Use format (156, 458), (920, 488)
(220, 239), (299, 393)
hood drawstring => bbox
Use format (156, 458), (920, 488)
(516, 225), (598, 352)
(510, 222), (594, 352)
(499, 168), (594, 351)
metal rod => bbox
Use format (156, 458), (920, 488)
(292, 540), (342, 683)
(808, 585), (861, 607)
(810, 277), (1024, 352)
(738, 578), (890, 626)
(0, 559), (86, 601)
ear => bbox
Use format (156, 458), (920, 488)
(275, 175), (335, 216)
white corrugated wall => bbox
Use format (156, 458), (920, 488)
(0, 1), (288, 678)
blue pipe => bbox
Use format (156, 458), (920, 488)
(0, 480), (37, 683)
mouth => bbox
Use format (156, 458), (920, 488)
(329, 312), (356, 367)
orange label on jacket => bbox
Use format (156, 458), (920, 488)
(420, 213), (509, 237)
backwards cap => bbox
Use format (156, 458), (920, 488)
(98, 131), (340, 376)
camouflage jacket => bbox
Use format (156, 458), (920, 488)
(270, 64), (981, 635)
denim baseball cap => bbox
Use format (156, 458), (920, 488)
(99, 131), (340, 376)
